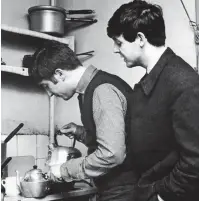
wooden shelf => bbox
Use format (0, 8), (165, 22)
(1, 65), (29, 76)
(1, 24), (75, 50)
(1, 24), (75, 76)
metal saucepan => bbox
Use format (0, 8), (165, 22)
(1, 123), (24, 178)
(28, 5), (97, 36)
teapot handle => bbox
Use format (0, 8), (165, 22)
(43, 173), (49, 180)
(1, 180), (6, 188)
(15, 170), (22, 192)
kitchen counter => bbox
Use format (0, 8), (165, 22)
(3, 187), (98, 201)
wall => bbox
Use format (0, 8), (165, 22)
(1, 0), (196, 171)
(1, 0), (50, 171)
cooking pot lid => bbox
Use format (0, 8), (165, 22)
(28, 5), (66, 15)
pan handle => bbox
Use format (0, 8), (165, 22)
(4, 123), (24, 143)
(76, 50), (95, 56)
(65, 18), (97, 23)
(65, 10), (95, 15)
(1, 157), (12, 170)
(72, 137), (76, 148)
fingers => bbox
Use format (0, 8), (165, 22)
(60, 127), (74, 134)
(61, 122), (75, 129)
(49, 173), (63, 183)
(60, 123), (76, 135)
(56, 123), (77, 139)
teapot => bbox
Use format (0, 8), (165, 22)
(16, 166), (50, 198)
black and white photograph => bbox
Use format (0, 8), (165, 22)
(1, 0), (199, 201)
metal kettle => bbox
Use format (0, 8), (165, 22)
(46, 133), (82, 167)
(16, 166), (50, 198)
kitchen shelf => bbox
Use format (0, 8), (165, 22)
(1, 65), (29, 76)
(1, 24), (75, 50)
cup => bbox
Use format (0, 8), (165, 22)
(1, 177), (20, 196)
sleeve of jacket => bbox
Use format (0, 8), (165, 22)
(155, 85), (199, 200)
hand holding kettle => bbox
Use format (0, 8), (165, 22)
(58, 122), (85, 141)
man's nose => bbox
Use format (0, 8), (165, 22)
(113, 44), (120, 53)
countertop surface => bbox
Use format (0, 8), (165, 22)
(3, 187), (98, 201)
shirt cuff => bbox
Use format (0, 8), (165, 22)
(157, 194), (164, 201)
(60, 157), (88, 181)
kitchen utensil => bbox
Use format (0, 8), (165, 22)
(28, 5), (97, 36)
(23, 165), (48, 182)
(46, 132), (82, 167)
(23, 50), (94, 69)
(1, 176), (21, 197)
(3, 123), (24, 144)
(1, 157), (12, 171)
(46, 133), (93, 194)
(1, 157), (12, 197)
(1, 123), (24, 178)
(16, 166), (50, 198)
(76, 50), (95, 56)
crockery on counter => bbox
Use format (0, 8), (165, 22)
(1, 176), (21, 197)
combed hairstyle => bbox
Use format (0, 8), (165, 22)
(107, 0), (166, 46)
(30, 40), (82, 83)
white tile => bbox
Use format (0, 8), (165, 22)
(6, 135), (17, 157)
(18, 135), (36, 157)
(36, 135), (49, 158)
(36, 159), (49, 173)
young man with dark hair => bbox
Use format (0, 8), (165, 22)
(107, 1), (199, 201)
(30, 41), (138, 201)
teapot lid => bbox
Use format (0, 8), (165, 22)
(24, 165), (45, 181)
(30, 165), (42, 173)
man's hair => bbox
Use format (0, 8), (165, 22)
(30, 40), (82, 83)
(107, 0), (166, 46)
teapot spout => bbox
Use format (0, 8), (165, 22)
(16, 170), (22, 192)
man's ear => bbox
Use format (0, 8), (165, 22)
(54, 69), (65, 81)
(136, 32), (147, 47)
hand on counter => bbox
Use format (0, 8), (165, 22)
(49, 164), (73, 183)
(49, 164), (63, 183)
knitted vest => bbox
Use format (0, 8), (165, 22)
(78, 70), (138, 188)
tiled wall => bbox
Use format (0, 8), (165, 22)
(2, 133), (87, 173)
(2, 134), (48, 172)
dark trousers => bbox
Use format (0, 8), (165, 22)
(98, 184), (136, 201)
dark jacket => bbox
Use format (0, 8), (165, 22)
(78, 70), (138, 190)
(130, 48), (199, 201)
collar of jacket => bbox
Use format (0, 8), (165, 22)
(140, 47), (176, 96)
